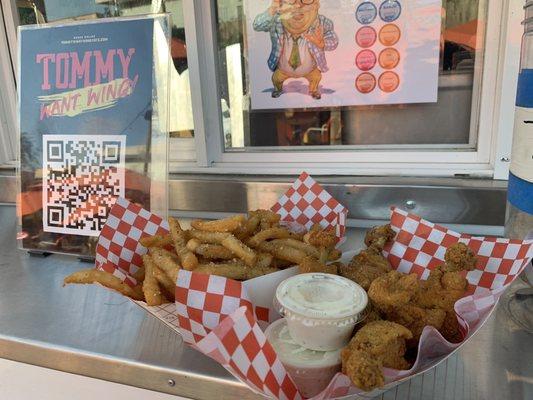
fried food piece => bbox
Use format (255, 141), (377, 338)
(248, 227), (292, 247)
(141, 254), (165, 306)
(249, 209), (281, 230)
(444, 242), (477, 272)
(149, 247), (181, 283)
(345, 321), (413, 371)
(342, 350), (384, 392)
(169, 218), (198, 271)
(189, 230), (230, 244)
(364, 225), (395, 250)
(341, 321), (412, 391)
(382, 304), (446, 344)
(194, 261), (278, 280)
(341, 247), (392, 290)
(256, 252), (274, 268)
(258, 241), (307, 265)
(187, 238), (235, 260)
(221, 234), (257, 266)
(234, 215), (261, 240)
(64, 269), (144, 301)
(190, 215), (245, 233)
(368, 271), (419, 312)
(415, 266), (468, 310)
(152, 265), (176, 301)
(303, 226), (337, 249)
(195, 261), (249, 280)
(298, 255), (338, 275)
(140, 234), (172, 248)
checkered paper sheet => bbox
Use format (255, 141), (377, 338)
(93, 185), (532, 399)
(92, 173), (347, 399)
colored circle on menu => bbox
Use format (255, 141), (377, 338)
(379, 48), (400, 69)
(356, 26), (377, 48)
(379, 0), (402, 23)
(355, 73), (377, 94)
(355, 49), (377, 71)
(356, 2), (377, 25)
(379, 24), (401, 46)
(379, 71), (400, 92)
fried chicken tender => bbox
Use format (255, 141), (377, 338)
(383, 304), (446, 346)
(368, 271), (419, 311)
(444, 242), (477, 272)
(343, 350), (384, 392)
(341, 225), (395, 290)
(364, 224), (396, 250)
(341, 321), (413, 391)
(340, 247), (392, 290)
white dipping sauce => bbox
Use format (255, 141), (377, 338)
(265, 318), (342, 398)
(275, 273), (368, 351)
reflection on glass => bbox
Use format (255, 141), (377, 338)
(16, 0), (194, 138)
(216, 0), (485, 149)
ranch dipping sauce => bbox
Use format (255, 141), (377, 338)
(275, 273), (368, 351)
(265, 318), (342, 398)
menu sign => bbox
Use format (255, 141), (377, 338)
(245, 0), (442, 110)
(18, 16), (164, 256)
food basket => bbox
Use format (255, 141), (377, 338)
(85, 173), (533, 400)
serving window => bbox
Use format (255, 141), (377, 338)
(0, 0), (522, 178)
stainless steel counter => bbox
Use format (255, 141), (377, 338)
(0, 204), (531, 400)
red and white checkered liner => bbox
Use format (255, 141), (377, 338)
(93, 186), (533, 399)
(272, 172), (348, 241)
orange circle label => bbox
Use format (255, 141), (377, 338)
(355, 26), (377, 48)
(379, 71), (400, 92)
(379, 48), (400, 69)
(355, 49), (377, 71)
(379, 24), (401, 46)
(355, 73), (376, 94)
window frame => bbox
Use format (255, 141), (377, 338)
(175, 0), (521, 178)
(0, 0), (522, 179)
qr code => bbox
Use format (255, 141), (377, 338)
(42, 135), (126, 237)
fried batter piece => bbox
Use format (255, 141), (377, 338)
(444, 242), (477, 272)
(368, 243), (476, 345)
(341, 321), (413, 391)
(340, 247), (392, 290)
(341, 225), (395, 290)
(383, 304), (446, 345)
(368, 271), (419, 311)
(298, 255), (338, 275)
(364, 224), (396, 250)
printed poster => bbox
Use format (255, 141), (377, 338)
(245, 0), (442, 110)
(18, 17), (163, 256)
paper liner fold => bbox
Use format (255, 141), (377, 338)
(92, 177), (533, 400)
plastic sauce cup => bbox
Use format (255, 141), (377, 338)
(274, 273), (368, 351)
(265, 318), (342, 398)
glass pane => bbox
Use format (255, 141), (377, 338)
(16, 0), (194, 139)
(216, 0), (486, 149)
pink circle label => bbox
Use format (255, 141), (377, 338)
(356, 26), (377, 48)
(355, 73), (376, 93)
(355, 50), (377, 71)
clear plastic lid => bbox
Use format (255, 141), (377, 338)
(265, 318), (342, 368)
(275, 273), (368, 322)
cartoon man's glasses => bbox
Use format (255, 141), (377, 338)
(283, 0), (317, 5)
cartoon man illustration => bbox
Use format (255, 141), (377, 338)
(253, 0), (339, 99)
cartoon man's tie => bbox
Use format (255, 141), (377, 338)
(289, 37), (301, 70)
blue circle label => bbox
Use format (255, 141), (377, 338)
(356, 2), (378, 25)
(379, 0), (402, 22)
